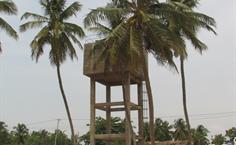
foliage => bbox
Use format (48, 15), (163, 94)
(0, 119), (234, 145)
(79, 117), (125, 145)
(225, 127), (236, 142)
(20, 0), (85, 144)
(154, 118), (173, 141)
(173, 119), (189, 141)
(0, 122), (72, 145)
(143, 122), (150, 141)
(11, 124), (29, 144)
(212, 134), (226, 145)
(0, 122), (11, 144)
(0, 0), (18, 52)
(20, 0), (85, 65)
(163, 0), (216, 143)
(84, 0), (187, 70)
(192, 125), (209, 145)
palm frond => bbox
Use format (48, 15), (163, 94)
(21, 12), (49, 21)
(171, 1), (192, 10)
(66, 32), (83, 49)
(60, 32), (78, 60)
(181, 27), (207, 53)
(0, 17), (18, 39)
(144, 18), (186, 69)
(190, 12), (217, 34)
(147, 18), (186, 55)
(20, 20), (47, 32)
(0, 0), (17, 15)
(64, 22), (85, 38)
(105, 21), (129, 42)
(112, 0), (129, 8)
(60, 1), (82, 20)
(88, 22), (112, 37)
(84, 7), (126, 28)
(169, 0), (200, 8)
(150, 2), (184, 17)
(129, 26), (141, 58)
(30, 26), (50, 62)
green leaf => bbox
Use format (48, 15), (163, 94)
(0, 0), (17, 15)
(20, 20), (47, 32)
(0, 17), (18, 39)
(84, 7), (126, 28)
(60, 1), (82, 20)
(21, 12), (49, 21)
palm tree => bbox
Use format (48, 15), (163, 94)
(211, 134), (226, 145)
(84, 1), (186, 144)
(0, 122), (11, 144)
(12, 124), (29, 144)
(164, 0), (216, 143)
(192, 125), (209, 145)
(0, 0), (18, 52)
(20, 0), (85, 144)
(154, 118), (173, 142)
(225, 127), (236, 142)
(173, 119), (188, 141)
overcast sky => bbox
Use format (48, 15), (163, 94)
(0, 0), (235, 137)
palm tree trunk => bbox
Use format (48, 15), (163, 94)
(56, 63), (77, 145)
(180, 56), (192, 144)
(141, 48), (155, 145)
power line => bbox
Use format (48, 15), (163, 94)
(20, 111), (236, 127)
(25, 119), (58, 126)
(191, 114), (236, 121)
(158, 111), (236, 119)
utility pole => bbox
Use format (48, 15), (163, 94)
(54, 119), (61, 145)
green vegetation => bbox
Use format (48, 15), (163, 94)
(0, 121), (72, 145)
(212, 134), (226, 145)
(20, 0), (85, 144)
(0, 0), (18, 52)
(164, 0), (216, 143)
(1, 119), (235, 145)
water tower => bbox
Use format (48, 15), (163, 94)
(83, 43), (146, 145)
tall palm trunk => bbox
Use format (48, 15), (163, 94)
(56, 64), (77, 145)
(180, 56), (192, 144)
(141, 48), (155, 145)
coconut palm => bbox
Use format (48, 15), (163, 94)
(164, 0), (216, 143)
(0, 0), (18, 52)
(154, 118), (173, 142)
(20, 0), (85, 144)
(226, 127), (236, 142)
(173, 119), (188, 141)
(12, 124), (29, 144)
(211, 134), (226, 145)
(84, 1), (187, 144)
(0, 122), (11, 144)
(192, 125), (209, 145)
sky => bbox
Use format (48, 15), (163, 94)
(0, 0), (235, 138)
